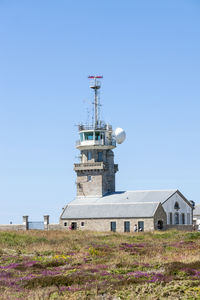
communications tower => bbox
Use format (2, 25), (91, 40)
(74, 76), (125, 197)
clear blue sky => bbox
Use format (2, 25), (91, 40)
(0, 0), (200, 224)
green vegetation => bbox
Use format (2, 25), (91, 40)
(0, 230), (200, 299)
(0, 232), (47, 246)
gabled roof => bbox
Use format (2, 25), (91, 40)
(61, 189), (192, 220)
(61, 202), (160, 219)
(61, 189), (178, 220)
(69, 190), (177, 205)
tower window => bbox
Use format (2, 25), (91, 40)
(97, 152), (103, 162)
(80, 133), (84, 142)
(95, 132), (101, 140)
(87, 175), (92, 182)
(84, 132), (94, 140)
(87, 151), (92, 161)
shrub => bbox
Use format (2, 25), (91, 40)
(185, 232), (200, 240)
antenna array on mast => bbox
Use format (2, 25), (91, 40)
(88, 75), (103, 129)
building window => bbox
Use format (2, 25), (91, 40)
(187, 213), (190, 224)
(181, 213), (185, 225)
(110, 222), (116, 232)
(174, 212), (179, 225)
(87, 175), (92, 182)
(95, 131), (101, 140)
(97, 152), (103, 162)
(169, 212), (173, 225)
(81, 222), (84, 226)
(84, 132), (94, 140)
(124, 221), (130, 232)
(80, 133), (84, 142)
(174, 202), (180, 210)
(138, 221), (144, 231)
(64, 222), (67, 227)
(87, 151), (92, 161)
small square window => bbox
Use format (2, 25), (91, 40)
(81, 222), (84, 226)
(64, 222), (67, 227)
(87, 175), (92, 182)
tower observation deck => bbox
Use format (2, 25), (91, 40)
(76, 76), (116, 150)
(74, 76), (122, 197)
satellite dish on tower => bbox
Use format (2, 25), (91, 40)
(114, 128), (126, 144)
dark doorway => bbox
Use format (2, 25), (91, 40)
(157, 220), (163, 230)
(71, 222), (77, 230)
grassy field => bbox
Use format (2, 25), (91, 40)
(0, 230), (200, 299)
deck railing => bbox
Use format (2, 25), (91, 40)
(78, 124), (112, 131)
(76, 139), (116, 147)
(74, 162), (106, 171)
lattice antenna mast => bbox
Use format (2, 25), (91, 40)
(88, 76), (103, 128)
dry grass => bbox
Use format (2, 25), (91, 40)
(0, 230), (200, 299)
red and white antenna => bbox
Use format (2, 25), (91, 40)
(88, 75), (103, 128)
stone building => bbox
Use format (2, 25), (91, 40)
(193, 204), (200, 226)
(60, 192), (167, 232)
(60, 77), (193, 232)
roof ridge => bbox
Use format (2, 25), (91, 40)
(69, 202), (160, 206)
(125, 189), (177, 193)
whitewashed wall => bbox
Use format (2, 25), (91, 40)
(162, 192), (193, 225)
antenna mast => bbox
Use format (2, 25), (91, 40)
(88, 75), (103, 128)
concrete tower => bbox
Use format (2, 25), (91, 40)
(74, 76), (118, 197)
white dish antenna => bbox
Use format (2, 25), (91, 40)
(114, 128), (126, 144)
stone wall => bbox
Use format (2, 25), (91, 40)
(0, 216), (28, 231)
(76, 171), (103, 197)
(154, 203), (167, 229)
(76, 149), (117, 197)
(0, 219), (193, 232)
(166, 225), (193, 231)
(48, 224), (63, 230)
(0, 225), (25, 231)
(60, 218), (155, 232)
(102, 150), (116, 194)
